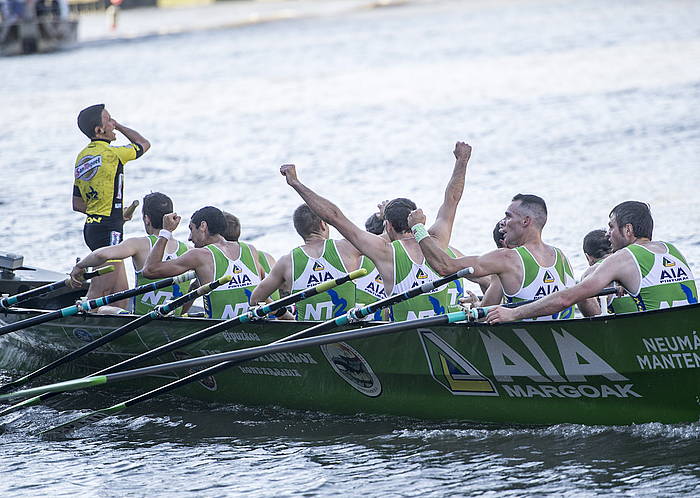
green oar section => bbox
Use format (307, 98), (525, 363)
(0, 266), (115, 309)
(37, 310), (470, 436)
(0, 268), (367, 416)
(33, 268), (470, 435)
(0, 275), (232, 395)
(0, 271), (195, 337)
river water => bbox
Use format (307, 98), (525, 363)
(1, 0), (699, 495)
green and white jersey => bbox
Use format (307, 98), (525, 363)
(291, 239), (356, 321)
(622, 242), (697, 311)
(505, 246), (575, 320)
(390, 240), (449, 322)
(203, 242), (260, 319)
(257, 251), (280, 302)
(445, 247), (465, 313)
(132, 235), (190, 315)
(354, 256), (386, 320)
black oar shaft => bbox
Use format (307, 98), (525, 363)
(84, 269), (367, 376)
(0, 266), (114, 309)
(0, 271), (194, 337)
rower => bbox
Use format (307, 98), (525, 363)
(248, 204), (361, 321)
(142, 206), (264, 319)
(486, 201), (698, 323)
(72, 104), (150, 309)
(409, 193), (599, 320)
(69, 192), (191, 315)
(222, 211), (280, 301)
(280, 141), (472, 321)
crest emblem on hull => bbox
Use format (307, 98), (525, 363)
(320, 342), (382, 397)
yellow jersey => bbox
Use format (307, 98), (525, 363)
(73, 139), (143, 222)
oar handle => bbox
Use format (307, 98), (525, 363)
(253, 268), (368, 317)
(295, 267), (474, 338)
(87, 269), (368, 378)
(466, 286), (619, 321)
(0, 271), (195, 337)
(0, 265), (115, 309)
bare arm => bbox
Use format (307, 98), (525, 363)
(481, 275), (504, 306)
(250, 254), (291, 304)
(72, 193), (86, 214)
(143, 213), (202, 278)
(427, 141), (472, 246)
(69, 238), (146, 287)
(486, 253), (628, 323)
(280, 164), (392, 268)
(115, 121), (151, 153)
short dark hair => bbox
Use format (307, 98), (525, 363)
(365, 212), (384, 235)
(142, 192), (173, 230)
(77, 104), (105, 139)
(493, 221), (505, 248)
(191, 206), (226, 236)
(512, 193), (547, 228)
(293, 204), (323, 239)
(609, 201), (653, 239)
(583, 229), (611, 260)
(384, 198), (417, 234)
(222, 211), (241, 242)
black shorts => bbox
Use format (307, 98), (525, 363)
(83, 219), (123, 251)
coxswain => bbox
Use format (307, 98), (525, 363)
(72, 104), (150, 308)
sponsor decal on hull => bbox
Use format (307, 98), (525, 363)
(419, 327), (642, 399)
(321, 342), (382, 397)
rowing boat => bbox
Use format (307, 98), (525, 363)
(1, 299), (698, 425)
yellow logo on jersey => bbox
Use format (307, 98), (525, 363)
(232, 264), (242, 274)
(375, 274), (383, 284)
(416, 268), (429, 279)
(663, 257), (675, 267)
(86, 216), (103, 224)
(543, 271), (555, 283)
(313, 261), (325, 272)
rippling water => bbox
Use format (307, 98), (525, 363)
(1, 0), (699, 494)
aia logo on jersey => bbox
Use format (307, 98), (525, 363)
(313, 261), (325, 272)
(543, 271), (555, 284)
(375, 274), (383, 284)
(416, 268), (429, 280)
(232, 264), (242, 274)
(663, 257), (675, 268)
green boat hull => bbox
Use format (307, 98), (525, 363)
(1, 304), (699, 425)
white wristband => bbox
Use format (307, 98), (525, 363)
(158, 229), (173, 240)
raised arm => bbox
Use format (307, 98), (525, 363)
(115, 120), (150, 153)
(427, 142), (472, 246)
(280, 164), (392, 268)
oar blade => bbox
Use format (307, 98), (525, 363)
(39, 403), (126, 438)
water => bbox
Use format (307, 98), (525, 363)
(1, 0), (700, 494)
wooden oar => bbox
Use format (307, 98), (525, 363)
(36, 309), (472, 436)
(464, 286), (618, 321)
(0, 268), (366, 417)
(12, 268), (468, 433)
(0, 271), (195, 337)
(0, 266), (115, 310)
(0, 275), (232, 395)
